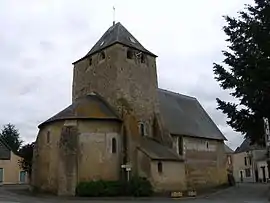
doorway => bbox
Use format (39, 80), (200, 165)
(0, 168), (4, 183)
(261, 166), (266, 182)
(19, 171), (26, 183)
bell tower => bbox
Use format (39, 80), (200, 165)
(72, 22), (159, 137)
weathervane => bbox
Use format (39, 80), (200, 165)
(113, 6), (116, 25)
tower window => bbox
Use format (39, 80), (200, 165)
(157, 162), (163, 173)
(112, 138), (117, 153)
(99, 52), (105, 60)
(46, 131), (50, 143)
(127, 49), (133, 59)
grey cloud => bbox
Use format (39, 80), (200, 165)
(0, 0), (252, 148)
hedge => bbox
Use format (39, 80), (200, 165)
(76, 177), (153, 197)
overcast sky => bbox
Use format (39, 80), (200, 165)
(0, 0), (253, 149)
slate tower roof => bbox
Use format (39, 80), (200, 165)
(73, 22), (156, 64)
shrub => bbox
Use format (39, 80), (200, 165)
(76, 177), (153, 197)
(128, 176), (153, 197)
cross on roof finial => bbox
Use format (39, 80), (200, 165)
(113, 6), (116, 25)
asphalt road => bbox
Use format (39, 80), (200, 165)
(0, 183), (269, 203)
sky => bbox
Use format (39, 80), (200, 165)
(0, 0), (254, 149)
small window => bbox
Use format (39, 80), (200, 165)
(244, 157), (247, 166)
(206, 141), (209, 149)
(245, 168), (251, 177)
(139, 123), (147, 136)
(178, 136), (183, 155)
(112, 138), (117, 153)
(127, 49), (133, 59)
(141, 54), (146, 63)
(140, 123), (144, 136)
(100, 52), (105, 60)
(157, 162), (163, 173)
(249, 157), (252, 165)
(88, 57), (92, 66)
(46, 131), (50, 143)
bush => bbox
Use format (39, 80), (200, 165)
(127, 176), (153, 197)
(76, 177), (153, 197)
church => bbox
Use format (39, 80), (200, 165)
(31, 22), (228, 196)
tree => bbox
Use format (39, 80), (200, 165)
(213, 0), (270, 145)
(0, 123), (23, 152)
(18, 142), (34, 177)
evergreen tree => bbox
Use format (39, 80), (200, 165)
(0, 123), (23, 152)
(213, 0), (270, 145)
(18, 142), (34, 177)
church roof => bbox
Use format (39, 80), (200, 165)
(38, 93), (120, 128)
(158, 89), (227, 141)
(234, 138), (264, 153)
(73, 22), (156, 64)
(138, 137), (183, 161)
(224, 144), (234, 154)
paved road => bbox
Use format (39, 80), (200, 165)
(0, 183), (268, 202)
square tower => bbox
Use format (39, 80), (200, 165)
(72, 22), (160, 137)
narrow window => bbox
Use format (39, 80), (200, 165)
(244, 157), (247, 166)
(47, 131), (50, 143)
(157, 162), (163, 173)
(206, 141), (209, 149)
(127, 49), (133, 59)
(178, 136), (183, 155)
(140, 123), (145, 136)
(249, 157), (252, 165)
(141, 54), (146, 63)
(100, 51), (105, 60)
(112, 138), (117, 153)
(88, 57), (92, 66)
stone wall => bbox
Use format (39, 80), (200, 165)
(77, 120), (121, 182)
(72, 44), (159, 135)
(31, 119), (122, 195)
(176, 136), (227, 189)
(137, 150), (186, 192)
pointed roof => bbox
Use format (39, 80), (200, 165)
(73, 22), (156, 64)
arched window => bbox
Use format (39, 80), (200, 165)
(47, 131), (50, 143)
(127, 49), (133, 59)
(112, 138), (117, 153)
(100, 51), (105, 60)
(157, 162), (163, 173)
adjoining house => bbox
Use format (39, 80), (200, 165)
(225, 144), (234, 173)
(31, 22), (229, 196)
(0, 138), (27, 184)
(233, 138), (268, 183)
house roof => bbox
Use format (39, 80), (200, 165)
(73, 22), (156, 64)
(138, 137), (183, 162)
(234, 138), (264, 153)
(38, 93), (120, 128)
(224, 144), (234, 154)
(0, 137), (21, 157)
(158, 89), (227, 141)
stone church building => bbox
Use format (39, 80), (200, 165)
(31, 22), (228, 196)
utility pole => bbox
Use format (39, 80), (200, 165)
(263, 117), (270, 182)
